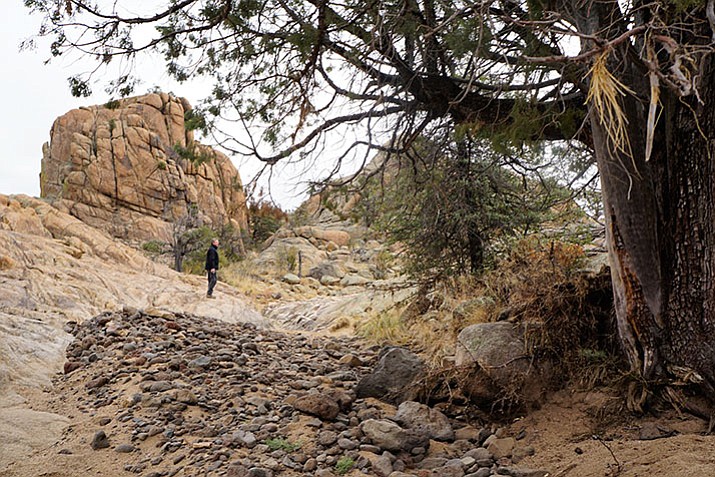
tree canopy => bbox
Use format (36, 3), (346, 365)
(24, 0), (711, 163)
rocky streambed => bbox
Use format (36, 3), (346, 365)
(1, 307), (549, 477)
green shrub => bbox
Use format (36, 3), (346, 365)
(142, 240), (166, 254)
(264, 437), (300, 452)
(335, 456), (354, 474)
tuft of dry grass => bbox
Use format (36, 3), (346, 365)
(0, 255), (15, 270)
(356, 309), (409, 345)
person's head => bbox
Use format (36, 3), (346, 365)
(212, 238), (220, 247)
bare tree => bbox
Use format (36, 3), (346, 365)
(24, 0), (715, 407)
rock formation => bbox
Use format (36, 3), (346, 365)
(40, 93), (249, 245)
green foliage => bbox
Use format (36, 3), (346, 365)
(180, 226), (215, 273)
(157, 160), (167, 170)
(334, 456), (355, 475)
(141, 240), (166, 254)
(264, 437), (301, 452)
(68, 76), (91, 97)
(214, 222), (246, 262)
(184, 109), (208, 134)
(359, 140), (566, 280)
(172, 143), (213, 166)
(105, 99), (121, 110)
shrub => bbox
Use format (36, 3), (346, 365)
(248, 197), (287, 245)
(0, 255), (15, 270)
(275, 245), (299, 273)
(264, 437), (300, 452)
(335, 457), (354, 475)
(141, 240), (166, 254)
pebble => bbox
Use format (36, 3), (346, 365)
(52, 309), (549, 477)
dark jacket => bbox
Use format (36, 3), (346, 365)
(205, 244), (219, 271)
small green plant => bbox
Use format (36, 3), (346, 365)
(264, 437), (300, 452)
(157, 160), (168, 170)
(172, 142), (213, 165)
(184, 108), (208, 133)
(335, 456), (355, 474)
(105, 99), (121, 109)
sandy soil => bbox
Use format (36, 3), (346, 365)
(509, 389), (715, 477)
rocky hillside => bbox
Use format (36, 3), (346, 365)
(40, 93), (249, 245)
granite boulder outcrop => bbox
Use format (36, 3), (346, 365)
(41, 93), (248, 245)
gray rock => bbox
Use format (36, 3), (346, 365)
(466, 469), (492, 477)
(114, 443), (135, 453)
(248, 468), (274, 477)
(320, 275), (341, 286)
(340, 274), (371, 287)
(232, 430), (258, 448)
(356, 347), (424, 403)
(282, 273), (301, 285)
(360, 419), (430, 452)
(394, 401), (455, 441)
(188, 356), (212, 368)
(309, 262), (346, 280)
(373, 452), (394, 477)
(455, 322), (547, 404)
(91, 430), (110, 450)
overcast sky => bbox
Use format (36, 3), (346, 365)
(0, 1), (317, 209)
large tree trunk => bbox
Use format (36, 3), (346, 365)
(592, 48), (715, 406)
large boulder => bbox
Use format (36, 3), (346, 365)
(356, 347), (424, 403)
(455, 322), (548, 405)
(40, 93), (249, 244)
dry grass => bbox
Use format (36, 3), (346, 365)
(358, 236), (622, 394)
(356, 309), (409, 345)
(0, 255), (15, 270)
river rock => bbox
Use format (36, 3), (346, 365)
(394, 401), (455, 441)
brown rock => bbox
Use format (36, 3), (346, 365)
(292, 392), (341, 421)
(63, 361), (82, 375)
(41, 93), (249, 246)
(85, 376), (109, 389)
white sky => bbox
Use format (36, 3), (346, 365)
(0, 1), (318, 210)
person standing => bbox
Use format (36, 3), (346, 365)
(205, 238), (220, 298)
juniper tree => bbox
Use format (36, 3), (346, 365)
(24, 0), (715, 408)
